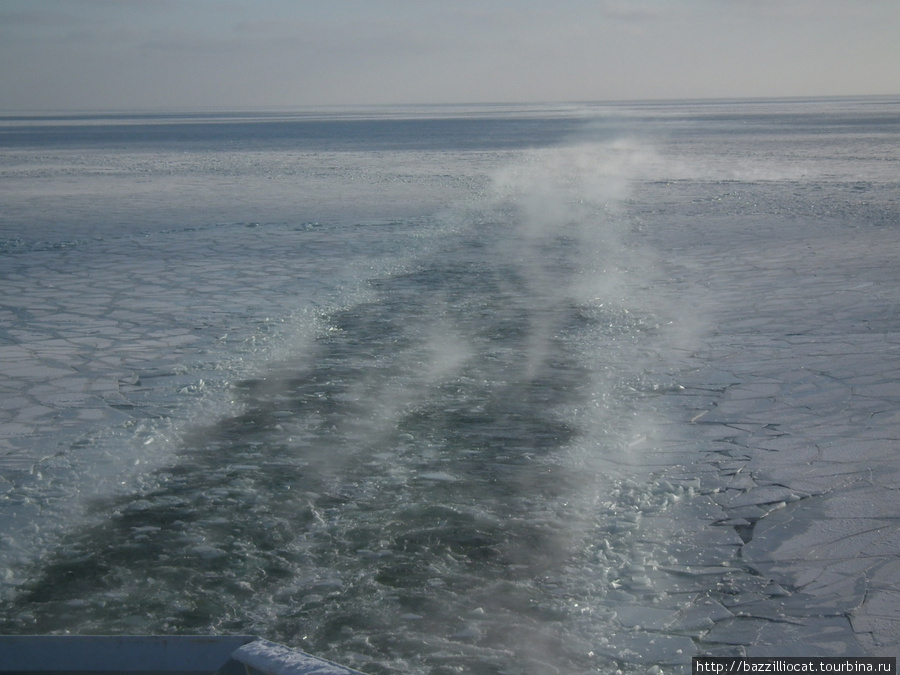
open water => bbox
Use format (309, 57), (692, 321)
(1, 98), (898, 673)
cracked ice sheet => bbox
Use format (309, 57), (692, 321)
(634, 199), (900, 657)
(0, 220), (377, 589)
(0, 222), (345, 476)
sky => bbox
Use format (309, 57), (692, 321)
(1, 0), (898, 112)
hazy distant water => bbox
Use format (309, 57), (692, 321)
(1, 98), (898, 674)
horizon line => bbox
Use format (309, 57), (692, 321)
(2, 93), (899, 118)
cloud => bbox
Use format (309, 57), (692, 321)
(716, 0), (865, 20)
(598, 0), (671, 21)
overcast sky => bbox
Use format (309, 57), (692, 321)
(1, 0), (898, 112)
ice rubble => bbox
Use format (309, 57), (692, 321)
(628, 207), (900, 658)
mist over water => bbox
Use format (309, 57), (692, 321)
(0, 116), (691, 672)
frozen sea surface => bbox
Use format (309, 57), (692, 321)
(1, 98), (899, 673)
